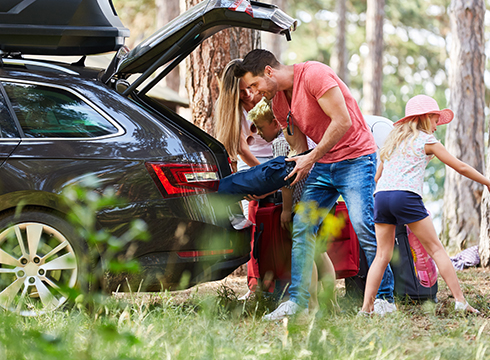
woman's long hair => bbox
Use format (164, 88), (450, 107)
(380, 114), (432, 162)
(214, 59), (242, 162)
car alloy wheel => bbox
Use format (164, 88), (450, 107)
(0, 212), (80, 316)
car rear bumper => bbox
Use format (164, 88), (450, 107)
(105, 227), (252, 292)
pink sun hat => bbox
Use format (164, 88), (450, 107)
(394, 95), (454, 126)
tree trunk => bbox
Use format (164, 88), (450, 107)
(155, 0), (181, 93)
(443, 0), (485, 255)
(362, 0), (384, 115)
(331, 0), (348, 84)
(184, 0), (260, 135)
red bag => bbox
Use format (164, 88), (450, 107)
(251, 200), (359, 290)
(326, 201), (360, 279)
(254, 202), (292, 291)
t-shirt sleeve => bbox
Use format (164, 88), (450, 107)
(425, 134), (439, 145)
(303, 62), (339, 101)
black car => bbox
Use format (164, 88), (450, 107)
(0, 0), (296, 315)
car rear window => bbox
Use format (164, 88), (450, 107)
(2, 82), (119, 139)
(0, 89), (20, 138)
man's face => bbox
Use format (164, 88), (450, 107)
(242, 69), (278, 100)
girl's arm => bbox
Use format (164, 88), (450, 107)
(374, 162), (384, 183)
(426, 142), (490, 191)
(238, 131), (260, 167)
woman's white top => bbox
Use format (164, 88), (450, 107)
(240, 108), (273, 157)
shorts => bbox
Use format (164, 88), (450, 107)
(374, 190), (429, 225)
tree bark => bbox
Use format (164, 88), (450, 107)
(155, 0), (181, 93)
(331, 0), (348, 84)
(362, 0), (384, 115)
(184, 0), (260, 135)
(443, 0), (485, 255)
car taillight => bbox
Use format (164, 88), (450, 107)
(146, 162), (219, 198)
(177, 249), (234, 258)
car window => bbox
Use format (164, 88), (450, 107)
(2, 82), (118, 139)
(0, 88), (20, 138)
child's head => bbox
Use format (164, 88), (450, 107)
(380, 95), (454, 162)
(247, 97), (281, 142)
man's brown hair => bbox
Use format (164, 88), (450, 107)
(234, 49), (280, 78)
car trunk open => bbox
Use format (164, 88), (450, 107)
(101, 0), (297, 96)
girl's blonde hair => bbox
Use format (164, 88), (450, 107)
(214, 59), (242, 162)
(379, 114), (432, 162)
(247, 97), (274, 125)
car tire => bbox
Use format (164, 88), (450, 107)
(0, 209), (86, 316)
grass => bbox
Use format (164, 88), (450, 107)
(1, 268), (489, 360)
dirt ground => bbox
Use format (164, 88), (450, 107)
(146, 274), (346, 305)
(114, 267), (490, 316)
(170, 267), (490, 302)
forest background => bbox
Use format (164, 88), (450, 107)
(111, 0), (490, 264)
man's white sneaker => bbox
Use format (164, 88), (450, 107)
(357, 310), (374, 317)
(373, 299), (397, 316)
(262, 300), (308, 321)
(238, 290), (252, 301)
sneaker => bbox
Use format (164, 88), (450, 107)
(373, 299), (397, 316)
(238, 290), (252, 301)
(455, 300), (480, 314)
(262, 300), (308, 321)
(357, 310), (374, 317)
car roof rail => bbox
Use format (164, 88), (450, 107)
(0, 57), (78, 75)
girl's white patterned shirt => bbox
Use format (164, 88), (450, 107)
(375, 131), (438, 198)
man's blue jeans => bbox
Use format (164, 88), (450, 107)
(289, 153), (394, 308)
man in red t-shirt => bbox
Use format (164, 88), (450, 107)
(235, 49), (395, 320)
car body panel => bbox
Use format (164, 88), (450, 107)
(0, 64), (250, 290)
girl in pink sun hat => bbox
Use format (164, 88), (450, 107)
(359, 94), (490, 315)
(394, 94), (454, 126)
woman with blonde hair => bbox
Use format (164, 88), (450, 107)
(215, 59), (273, 300)
(215, 59), (273, 174)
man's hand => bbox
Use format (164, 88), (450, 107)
(285, 153), (315, 186)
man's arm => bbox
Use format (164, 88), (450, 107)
(285, 86), (352, 185)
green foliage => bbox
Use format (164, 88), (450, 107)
(61, 175), (149, 307)
(112, 0), (158, 48)
(286, 0), (452, 121)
